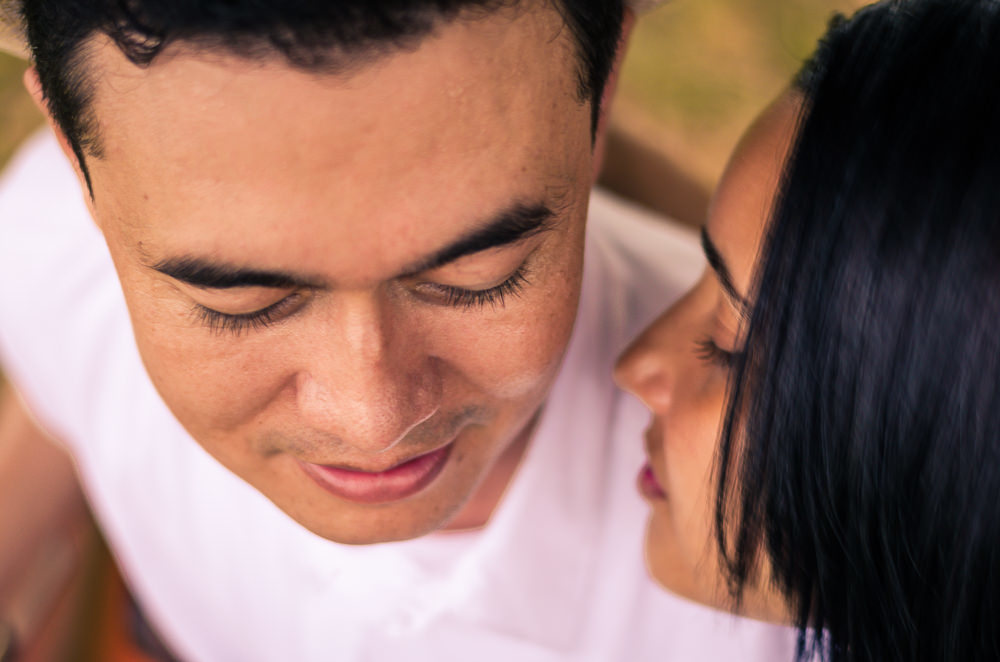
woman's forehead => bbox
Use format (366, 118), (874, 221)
(705, 92), (803, 299)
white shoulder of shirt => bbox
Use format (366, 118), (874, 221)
(0, 129), (129, 449)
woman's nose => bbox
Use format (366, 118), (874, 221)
(614, 316), (674, 413)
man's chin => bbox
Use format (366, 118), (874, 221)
(288, 499), (468, 545)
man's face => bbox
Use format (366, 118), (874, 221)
(78, 4), (593, 543)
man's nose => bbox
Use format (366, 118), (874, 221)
(295, 295), (441, 454)
(613, 320), (673, 413)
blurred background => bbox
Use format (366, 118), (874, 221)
(616, 0), (866, 189)
(0, 0), (867, 659)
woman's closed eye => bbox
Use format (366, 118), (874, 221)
(694, 336), (740, 369)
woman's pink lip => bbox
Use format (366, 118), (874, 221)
(298, 444), (453, 505)
(638, 462), (667, 501)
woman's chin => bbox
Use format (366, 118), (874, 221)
(643, 511), (713, 604)
(644, 514), (792, 625)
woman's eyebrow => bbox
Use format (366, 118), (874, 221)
(700, 226), (749, 315)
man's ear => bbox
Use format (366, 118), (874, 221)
(591, 7), (636, 184)
(23, 66), (95, 202)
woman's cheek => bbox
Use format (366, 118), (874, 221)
(665, 388), (729, 542)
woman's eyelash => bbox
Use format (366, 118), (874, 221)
(437, 265), (530, 310)
(195, 295), (299, 336)
(694, 336), (739, 369)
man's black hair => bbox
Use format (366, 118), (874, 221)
(19, 0), (624, 191)
(716, 0), (1000, 660)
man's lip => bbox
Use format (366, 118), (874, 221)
(297, 444), (453, 505)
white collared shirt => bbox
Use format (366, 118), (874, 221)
(0, 131), (795, 661)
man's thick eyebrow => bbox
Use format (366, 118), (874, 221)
(151, 259), (323, 290)
(700, 227), (749, 314)
(152, 202), (555, 290)
(404, 202), (555, 274)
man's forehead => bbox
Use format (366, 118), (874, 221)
(83, 1), (580, 147)
(84, 2), (586, 179)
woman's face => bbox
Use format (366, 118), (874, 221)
(614, 91), (802, 623)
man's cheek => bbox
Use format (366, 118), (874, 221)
(449, 317), (574, 401)
(138, 328), (284, 433)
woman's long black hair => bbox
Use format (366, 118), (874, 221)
(716, 1), (1000, 660)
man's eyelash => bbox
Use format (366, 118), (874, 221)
(694, 336), (739, 369)
(196, 266), (532, 335)
(437, 265), (530, 310)
(194, 295), (299, 336)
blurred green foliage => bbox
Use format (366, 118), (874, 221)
(0, 52), (40, 169)
(616, 0), (867, 186)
